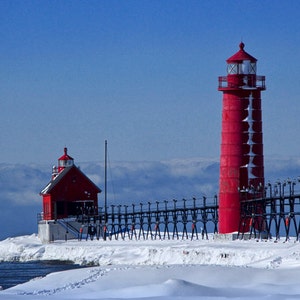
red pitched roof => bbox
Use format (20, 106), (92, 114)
(226, 42), (257, 63)
(58, 147), (74, 162)
(40, 165), (101, 195)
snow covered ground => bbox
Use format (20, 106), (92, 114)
(1, 234), (300, 299)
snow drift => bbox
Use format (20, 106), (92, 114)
(2, 234), (300, 299)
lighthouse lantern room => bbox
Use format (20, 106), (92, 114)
(218, 43), (266, 234)
(57, 147), (74, 172)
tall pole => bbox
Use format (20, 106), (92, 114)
(104, 140), (108, 241)
(104, 140), (107, 223)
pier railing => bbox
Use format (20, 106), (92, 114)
(81, 196), (219, 241)
(38, 179), (300, 241)
(238, 179), (300, 241)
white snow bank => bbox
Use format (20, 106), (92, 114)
(2, 234), (300, 299)
(1, 234), (300, 269)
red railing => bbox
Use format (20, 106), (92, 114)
(218, 75), (266, 90)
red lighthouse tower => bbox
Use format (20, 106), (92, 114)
(218, 43), (266, 234)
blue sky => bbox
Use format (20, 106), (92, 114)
(1, 1), (300, 165)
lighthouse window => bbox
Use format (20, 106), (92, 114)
(241, 60), (256, 74)
(66, 160), (73, 166)
(59, 160), (66, 167)
(250, 62), (256, 74)
(241, 60), (251, 74)
(58, 160), (73, 167)
(227, 63), (238, 74)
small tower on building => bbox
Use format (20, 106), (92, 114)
(218, 43), (266, 234)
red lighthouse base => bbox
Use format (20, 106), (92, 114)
(219, 193), (241, 234)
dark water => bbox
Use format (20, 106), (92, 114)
(0, 261), (84, 290)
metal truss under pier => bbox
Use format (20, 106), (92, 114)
(62, 196), (219, 241)
(238, 181), (300, 241)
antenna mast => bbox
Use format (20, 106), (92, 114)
(104, 140), (107, 223)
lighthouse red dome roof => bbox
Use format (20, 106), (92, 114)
(226, 42), (257, 63)
(58, 147), (74, 161)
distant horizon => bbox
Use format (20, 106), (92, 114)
(2, 150), (300, 164)
(1, 155), (300, 240)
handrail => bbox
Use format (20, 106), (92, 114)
(218, 75), (266, 90)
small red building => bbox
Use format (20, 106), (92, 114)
(40, 148), (101, 220)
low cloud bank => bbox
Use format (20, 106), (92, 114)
(0, 156), (299, 240)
